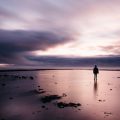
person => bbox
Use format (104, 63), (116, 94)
(93, 65), (99, 80)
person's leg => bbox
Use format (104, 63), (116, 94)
(94, 74), (97, 80)
(94, 74), (95, 80)
(96, 74), (97, 80)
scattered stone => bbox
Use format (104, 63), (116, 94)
(104, 112), (112, 114)
(30, 76), (34, 80)
(41, 105), (46, 108)
(62, 93), (67, 97)
(104, 112), (112, 115)
(1, 118), (6, 120)
(9, 97), (13, 100)
(41, 95), (62, 103)
(14, 75), (19, 79)
(98, 99), (106, 102)
(38, 88), (43, 91)
(22, 76), (27, 79)
(57, 102), (81, 108)
(39, 91), (46, 94)
(1, 83), (6, 86)
(4, 74), (8, 77)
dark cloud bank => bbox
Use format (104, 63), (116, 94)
(0, 29), (120, 68)
(0, 29), (72, 65)
(27, 56), (120, 67)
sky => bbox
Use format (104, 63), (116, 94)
(0, 0), (120, 68)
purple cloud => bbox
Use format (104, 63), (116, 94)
(99, 45), (120, 55)
(0, 29), (73, 65)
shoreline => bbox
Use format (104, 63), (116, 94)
(0, 68), (120, 72)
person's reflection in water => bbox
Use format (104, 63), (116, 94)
(93, 80), (98, 98)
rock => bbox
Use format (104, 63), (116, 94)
(1, 83), (6, 86)
(30, 76), (34, 80)
(41, 105), (45, 108)
(14, 75), (19, 79)
(38, 88), (43, 91)
(22, 76), (27, 79)
(62, 93), (67, 97)
(1, 118), (6, 120)
(9, 97), (13, 100)
(41, 95), (62, 103)
(104, 112), (112, 115)
(98, 99), (106, 102)
(57, 102), (81, 108)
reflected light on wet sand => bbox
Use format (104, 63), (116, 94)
(37, 70), (120, 120)
(0, 70), (120, 120)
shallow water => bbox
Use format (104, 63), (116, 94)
(0, 70), (120, 120)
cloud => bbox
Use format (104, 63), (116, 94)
(0, 0), (120, 67)
(27, 55), (120, 67)
(1, 0), (120, 33)
(0, 7), (16, 19)
(0, 29), (73, 65)
(99, 45), (120, 55)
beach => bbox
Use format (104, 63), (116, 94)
(0, 69), (120, 120)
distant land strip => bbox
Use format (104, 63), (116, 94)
(0, 68), (120, 72)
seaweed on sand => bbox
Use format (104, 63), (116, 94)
(41, 95), (62, 103)
(57, 102), (81, 108)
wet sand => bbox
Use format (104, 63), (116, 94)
(0, 69), (120, 120)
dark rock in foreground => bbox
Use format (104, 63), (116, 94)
(57, 102), (81, 108)
(30, 76), (34, 80)
(1, 83), (6, 86)
(41, 95), (62, 103)
(104, 112), (112, 115)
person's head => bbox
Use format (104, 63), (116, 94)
(95, 65), (97, 68)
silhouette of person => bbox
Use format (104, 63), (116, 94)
(93, 65), (99, 80)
